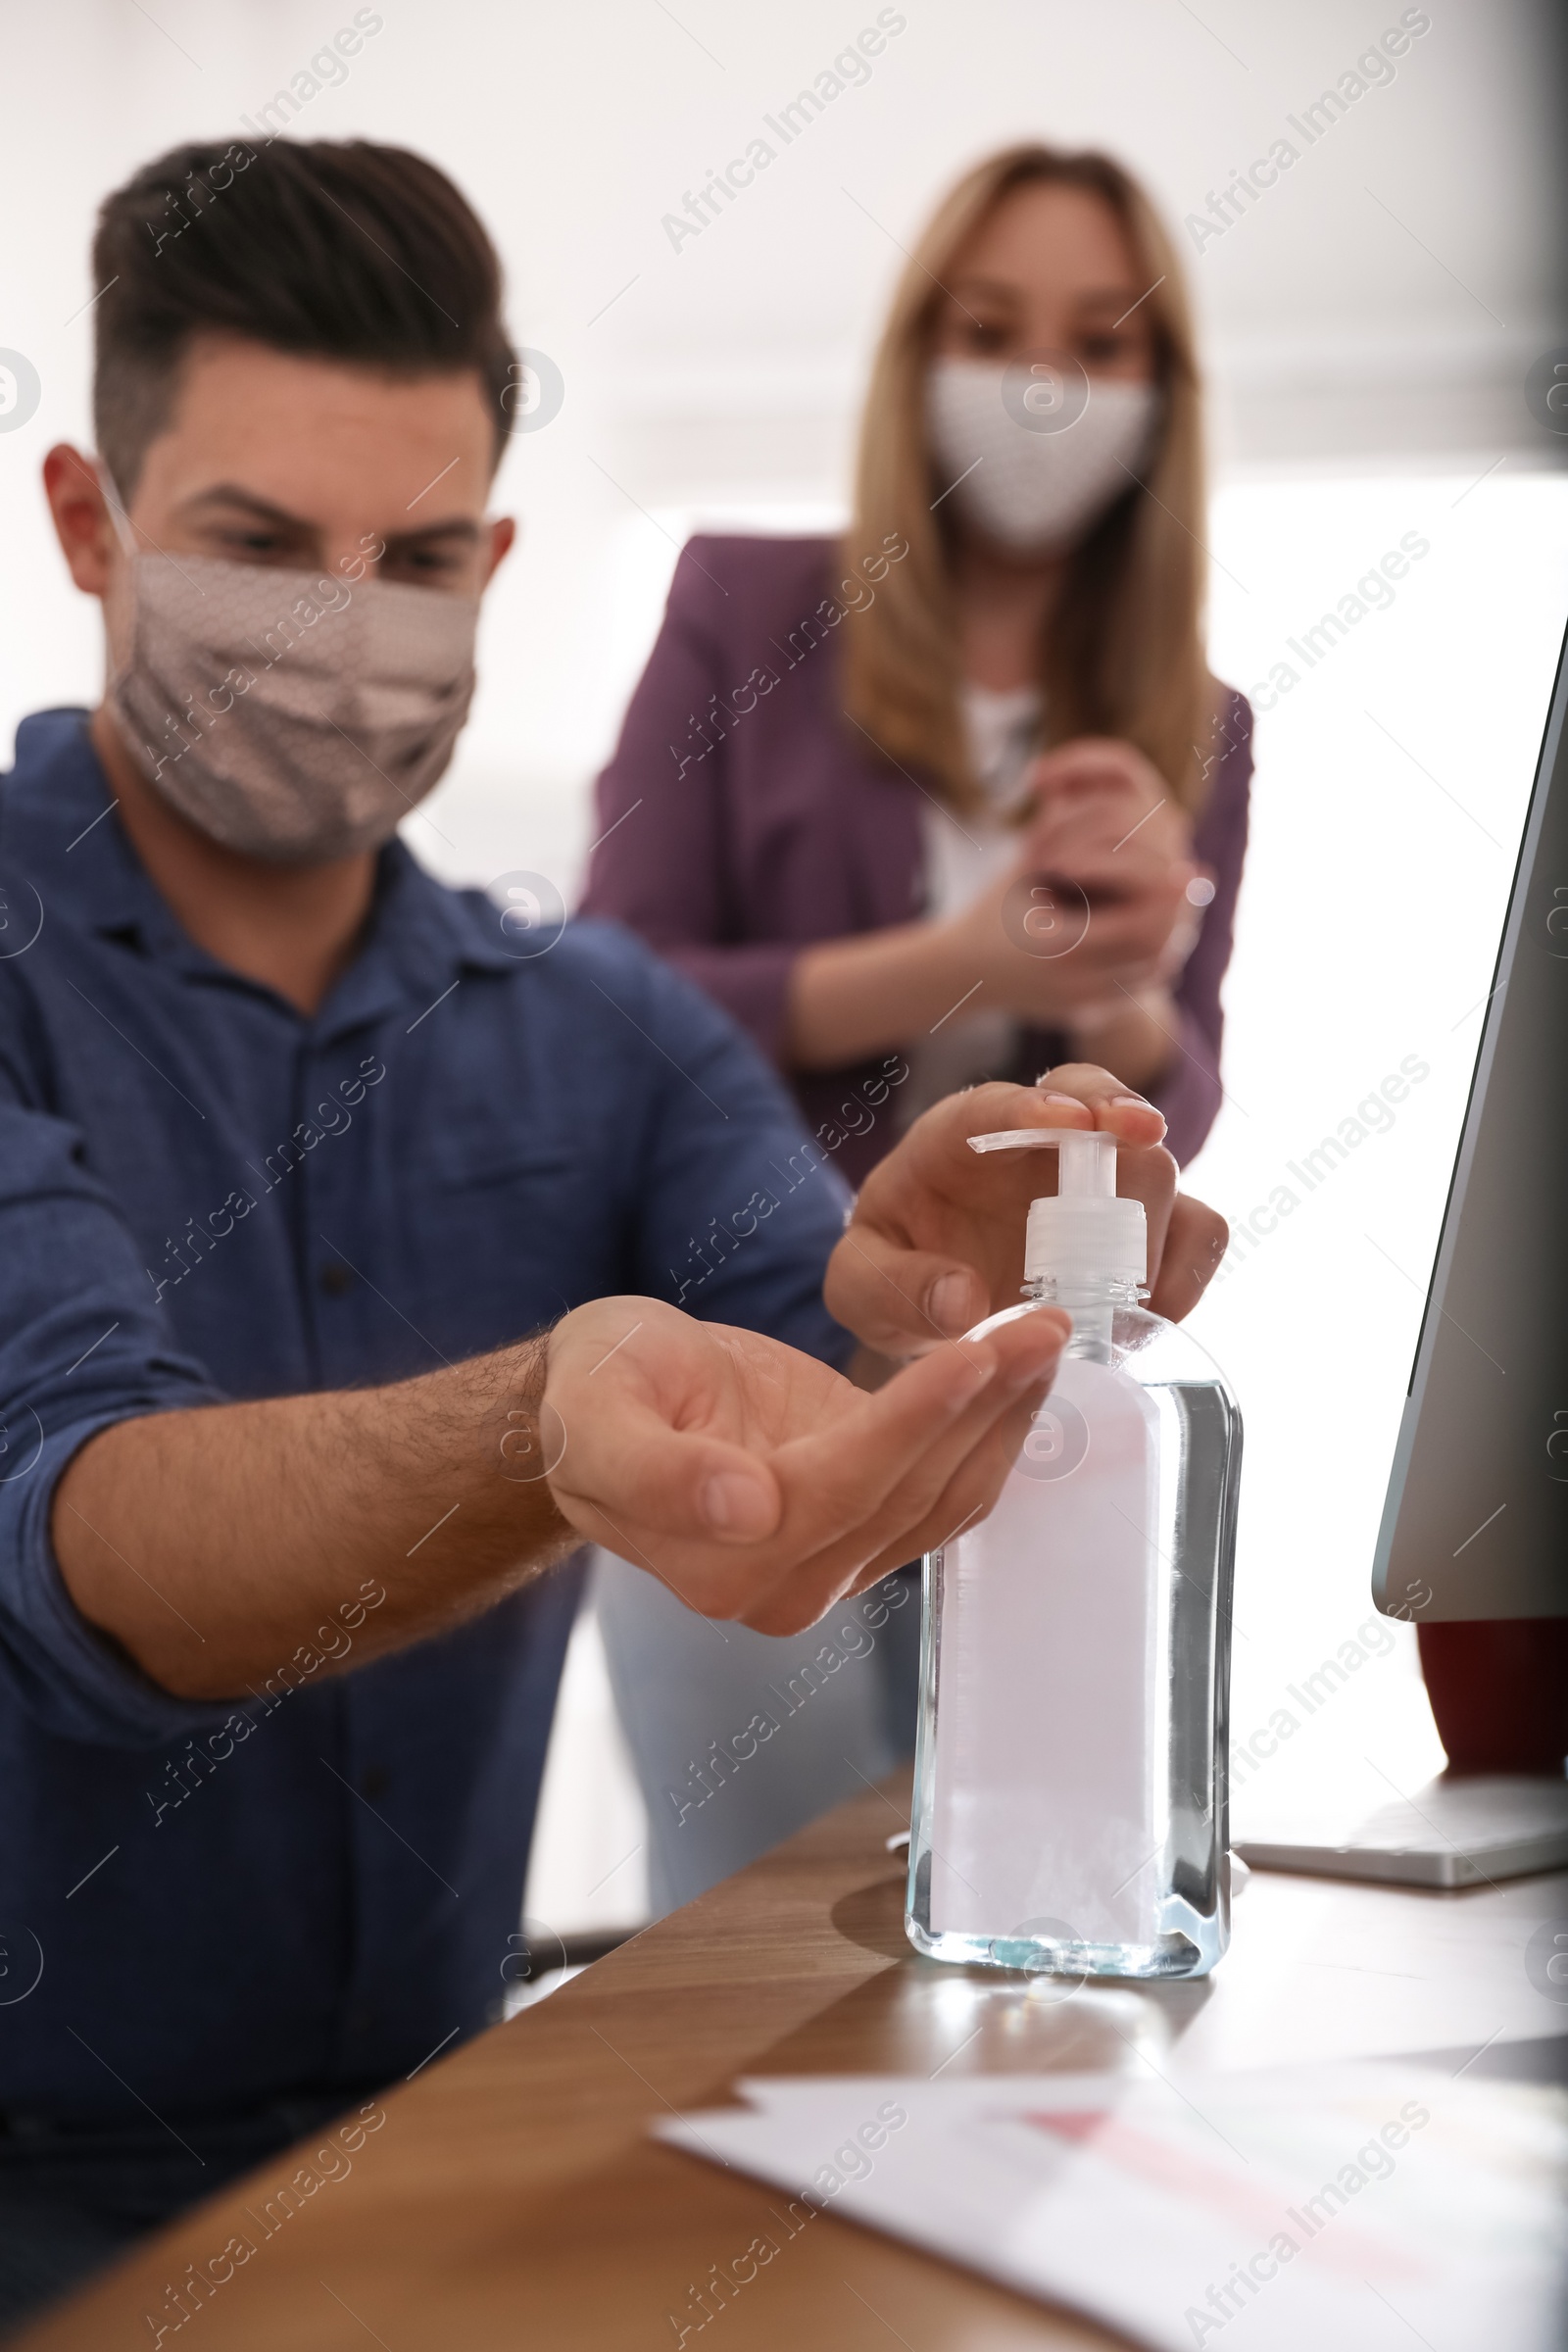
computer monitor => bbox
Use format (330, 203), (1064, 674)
(1371, 620), (1568, 1626)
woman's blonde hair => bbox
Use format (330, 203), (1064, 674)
(840, 143), (1216, 815)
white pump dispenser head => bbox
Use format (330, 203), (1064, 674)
(967, 1127), (1148, 1290)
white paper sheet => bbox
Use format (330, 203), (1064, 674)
(653, 2060), (1568, 2351)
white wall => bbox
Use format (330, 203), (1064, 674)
(3, 0), (1564, 1927)
(5, 0), (1565, 824)
(1196, 466), (1568, 1832)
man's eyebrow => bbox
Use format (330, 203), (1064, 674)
(180, 487), (481, 548)
(181, 483), (314, 529)
(381, 515), (481, 547)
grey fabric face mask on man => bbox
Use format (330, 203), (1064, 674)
(101, 484), (478, 865)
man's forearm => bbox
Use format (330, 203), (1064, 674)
(53, 1335), (575, 1700)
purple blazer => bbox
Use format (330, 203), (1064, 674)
(581, 535), (1252, 1187)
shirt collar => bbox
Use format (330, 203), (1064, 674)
(2, 708), (518, 1031)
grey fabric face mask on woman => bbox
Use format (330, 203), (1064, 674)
(925, 359), (1159, 557)
(101, 482), (478, 865)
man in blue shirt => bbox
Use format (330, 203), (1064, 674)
(0, 135), (1222, 2324)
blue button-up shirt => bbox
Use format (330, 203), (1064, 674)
(0, 710), (851, 2123)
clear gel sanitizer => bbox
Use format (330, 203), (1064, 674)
(906, 1128), (1242, 1980)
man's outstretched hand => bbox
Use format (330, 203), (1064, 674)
(542, 1294), (1069, 1636)
(543, 1066), (1228, 1638)
(826, 1065), (1229, 1359)
(57, 1066), (1222, 1696)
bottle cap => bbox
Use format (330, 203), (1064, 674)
(967, 1127), (1148, 1288)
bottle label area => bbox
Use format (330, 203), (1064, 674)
(925, 1354), (1169, 1947)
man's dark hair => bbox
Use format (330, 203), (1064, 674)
(92, 138), (516, 495)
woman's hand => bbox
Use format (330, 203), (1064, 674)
(940, 737), (1206, 1031)
(543, 1294), (1070, 1634)
(783, 737), (1209, 1073)
(823, 1066), (1229, 1357)
(1023, 736), (1211, 1004)
(1023, 737), (1199, 910)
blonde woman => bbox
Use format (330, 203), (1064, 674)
(582, 145), (1251, 1910)
(585, 141), (1249, 1185)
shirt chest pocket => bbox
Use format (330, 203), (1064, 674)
(401, 1116), (618, 1334)
(412, 1100), (580, 1193)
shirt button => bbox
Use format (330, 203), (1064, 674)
(359, 1767), (390, 1801)
(318, 1261), (355, 1298)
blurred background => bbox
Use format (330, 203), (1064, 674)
(4, 0), (1567, 1959)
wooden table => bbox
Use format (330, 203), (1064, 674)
(23, 1776), (1568, 2350)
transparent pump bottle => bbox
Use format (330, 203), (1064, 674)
(906, 1129), (1242, 1980)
